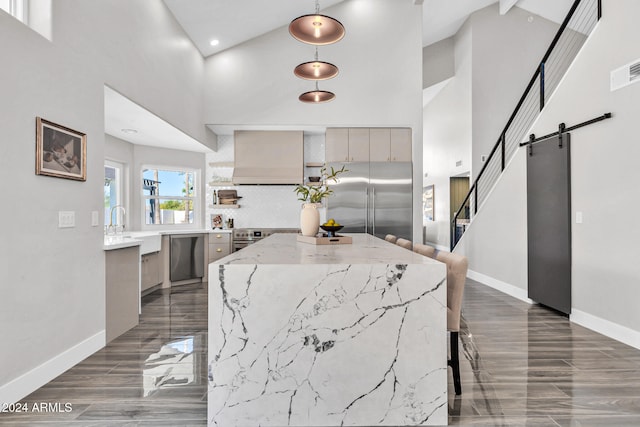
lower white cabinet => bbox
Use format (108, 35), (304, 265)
(141, 251), (162, 291)
(106, 246), (139, 343)
(209, 232), (231, 262)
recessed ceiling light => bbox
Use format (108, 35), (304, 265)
(210, 39), (220, 46)
(121, 128), (138, 134)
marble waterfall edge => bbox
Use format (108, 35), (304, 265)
(208, 262), (447, 426)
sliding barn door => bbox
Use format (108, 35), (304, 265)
(527, 134), (571, 315)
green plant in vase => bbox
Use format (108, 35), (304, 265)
(294, 165), (347, 204)
(294, 165), (347, 237)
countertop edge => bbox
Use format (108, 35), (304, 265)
(103, 239), (142, 251)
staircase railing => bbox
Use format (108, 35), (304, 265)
(450, 0), (602, 250)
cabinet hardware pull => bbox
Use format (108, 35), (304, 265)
(216, 234), (222, 238)
(216, 248), (222, 252)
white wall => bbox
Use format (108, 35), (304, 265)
(457, 0), (640, 347)
(422, 4), (559, 248)
(470, 4), (559, 181)
(0, 1), (204, 404)
(55, 1), (208, 145)
(530, 0), (640, 341)
(454, 150), (528, 298)
(422, 37), (454, 89)
(423, 21), (473, 247)
(204, 0), (424, 242)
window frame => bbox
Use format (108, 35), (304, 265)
(0, 0), (28, 23)
(104, 159), (127, 229)
(140, 165), (200, 230)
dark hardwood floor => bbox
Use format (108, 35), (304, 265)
(1, 283), (208, 426)
(3, 278), (640, 426)
(451, 279), (640, 426)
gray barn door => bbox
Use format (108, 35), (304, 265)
(527, 134), (571, 314)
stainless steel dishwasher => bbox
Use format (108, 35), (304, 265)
(170, 234), (204, 282)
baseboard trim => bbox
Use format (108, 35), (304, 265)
(467, 269), (534, 305)
(467, 271), (640, 350)
(0, 330), (105, 404)
(571, 309), (640, 351)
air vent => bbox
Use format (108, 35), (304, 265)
(611, 58), (640, 91)
(631, 62), (640, 82)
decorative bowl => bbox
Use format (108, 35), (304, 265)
(308, 176), (321, 182)
(320, 224), (344, 237)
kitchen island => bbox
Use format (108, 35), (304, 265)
(208, 233), (448, 426)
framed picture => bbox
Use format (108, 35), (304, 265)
(211, 213), (224, 229)
(423, 185), (434, 221)
(36, 117), (87, 181)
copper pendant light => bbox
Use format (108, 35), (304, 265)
(289, 0), (345, 45)
(299, 81), (335, 103)
(294, 47), (339, 81)
(295, 61), (339, 80)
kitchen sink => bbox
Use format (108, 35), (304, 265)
(104, 232), (161, 254)
(126, 232), (162, 255)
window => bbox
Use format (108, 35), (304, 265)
(143, 168), (197, 226)
(0, 0), (27, 23)
(1, 0), (52, 40)
(104, 160), (124, 228)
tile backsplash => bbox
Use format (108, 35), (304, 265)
(206, 133), (325, 229)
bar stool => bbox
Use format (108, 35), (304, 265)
(413, 243), (437, 259)
(436, 250), (468, 395)
(395, 238), (412, 250)
(384, 234), (397, 244)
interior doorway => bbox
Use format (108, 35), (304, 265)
(450, 176), (470, 245)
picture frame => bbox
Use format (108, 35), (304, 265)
(211, 213), (224, 229)
(423, 185), (434, 221)
(36, 117), (87, 181)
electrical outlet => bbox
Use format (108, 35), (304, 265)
(58, 211), (75, 228)
(91, 211), (99, 226)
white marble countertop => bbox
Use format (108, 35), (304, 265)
(103, 236), (142, 251)
(208, 232), (448, 426)
(103, 228), (232, 251)
(215, 233), (438, 265)
(158, 228), (232, 235)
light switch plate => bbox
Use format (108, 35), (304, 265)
(576, 211), (583, 224)
(58, 211), (75, 228)
(91, 211), (99, 226)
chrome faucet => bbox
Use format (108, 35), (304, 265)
(109, 205), (126, 234)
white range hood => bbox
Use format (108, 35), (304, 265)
(232, 130), (304, 185)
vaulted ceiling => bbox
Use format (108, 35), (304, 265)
(163, 0), (573, 57)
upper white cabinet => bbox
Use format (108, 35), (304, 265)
(390, 128), (412, 162)
(348, 128), (370, 162)
(369, 128), (391, 162)
(325, 128), (349, 163)
(325, 128), (369, 162)
(326, 127), (411, 163)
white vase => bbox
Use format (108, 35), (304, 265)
(300, 203), (320, 237)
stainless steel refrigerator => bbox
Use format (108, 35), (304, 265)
(327, 162), (412, 240)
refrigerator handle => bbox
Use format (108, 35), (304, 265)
(365, 187), (369, 234)
(372, 187), (376, 236)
